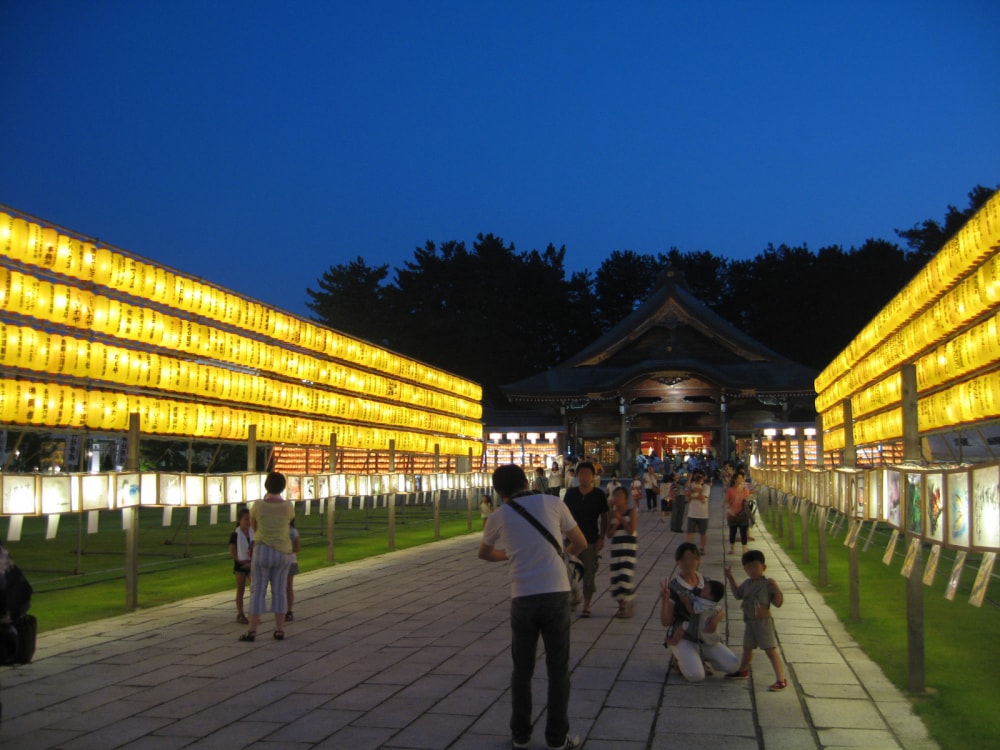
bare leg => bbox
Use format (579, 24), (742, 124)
(764, 647), (785, 681)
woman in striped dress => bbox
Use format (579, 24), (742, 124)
(607, 485), (639, 618)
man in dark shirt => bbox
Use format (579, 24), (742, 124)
(562, 461), (608, 617)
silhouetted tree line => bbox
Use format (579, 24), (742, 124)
(307, 186), (996, 408)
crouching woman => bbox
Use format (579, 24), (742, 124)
(659, 542), (739, 682)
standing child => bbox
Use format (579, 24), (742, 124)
(229, 508), (254, 624)
(723, 550), (787, 691)
(684, 470), (710, 554)
(285, 518), (300, 622)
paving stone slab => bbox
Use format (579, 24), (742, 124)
(0, 497), (941, 750)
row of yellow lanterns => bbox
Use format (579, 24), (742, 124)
(0, 265), (481, 421)
(0, 376), (482, 456)
(917, 371), (1000, 432)
(816, 192), (1000, 392)
(850, 372), (902, 420)
(853, 408), (903, 446)
(821, 369), (1000, 448)
(0, 212), (481, 402)
(0, 322), (482, 438)
(916, 310), (1000, 391)
(815, 250), (1000, 412)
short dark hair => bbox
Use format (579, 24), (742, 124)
(676, 541), (700, 561)
(576, 461), (595, 474)
(492, 464), (528, 498)
(264, 471), (286, 494)
(705, 579), (725, 601)
(742, 549), (765, 565)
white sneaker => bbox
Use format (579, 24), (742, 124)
(547, 735), (581, 750)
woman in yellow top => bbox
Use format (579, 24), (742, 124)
(241, 471), (296, 642)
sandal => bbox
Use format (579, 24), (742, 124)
(236, 614), (249, 624)
(273, 630), (285, 641)
(580, 609), (591, 618)
(238, 631), (256, 642)
(768, 679), (788, 691)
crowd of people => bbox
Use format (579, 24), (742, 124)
(227, 459), (783, 750)
(479, 453), (786, 749)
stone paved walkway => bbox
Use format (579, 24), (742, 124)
(0, 486), (938, 749)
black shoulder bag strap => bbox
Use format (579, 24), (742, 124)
(506, 498), (564, 558)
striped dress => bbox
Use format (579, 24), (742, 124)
(609, 512), (638, 606)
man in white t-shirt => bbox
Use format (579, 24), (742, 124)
(479, 465), (586, 750)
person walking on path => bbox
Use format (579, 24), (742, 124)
(684, 470), (710, 554)
(606, 485), (638, 618)
(725, 473), (752, 555)
(241, 471), (295, 643)
(659, 542), (740, 682)
(642, 464), (659, 511)
(724, 550), (788, 691)
(562, 461), (608, 618)
(532, 466), (550, 495)
(547, 460), (563, 497)
(478, 464), (587, 750)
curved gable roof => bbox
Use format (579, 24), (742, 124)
(503, 270), (817, 401)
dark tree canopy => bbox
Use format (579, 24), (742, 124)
(306, 184), (996, 405)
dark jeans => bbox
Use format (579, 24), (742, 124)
(510, 591), (571, 747)
(645, 489), (657, 509)
(729, 522), (749, 545)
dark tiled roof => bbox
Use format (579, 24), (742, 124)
(503, 271), (817, 401)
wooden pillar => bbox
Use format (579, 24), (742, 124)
(719, 392), (730, 462)
(843, 399), (856, 468)
(849, 528), (860, 620)
(814, 417), (825, 468)
(247, 424), (258, 471)
(124, 413), (140, 610)
(618, 398), (629, 478)
(434, 444), (441, 539)
(902, 364), (920, 462)
(901, 364), (925, 692)
(387, 440), (396, 551)
(801, 499), (810, 565)
(838, 400), (856, 596)
(786, 494), (795, 549)
(123, 505), (139, 611)
(326, 496), (336, 563)
(126, 414), (140, 472)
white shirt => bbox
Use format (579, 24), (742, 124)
(482, 493), (577, 598)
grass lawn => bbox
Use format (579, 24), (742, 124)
(764, 505), (999, 750)
(3, 503), (480, 632)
